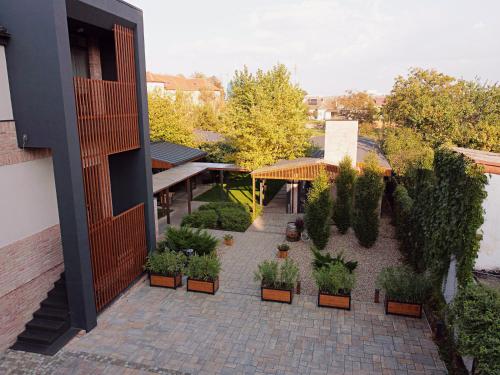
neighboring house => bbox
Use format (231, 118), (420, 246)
(146, 72), (223, 104)
(305, 96), (337, 121)
(453, 147), (500, 272)
(0, 0), (154, 354)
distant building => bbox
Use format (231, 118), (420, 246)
(146, 72), (223, 104)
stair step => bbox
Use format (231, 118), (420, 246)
(41, 297), (68, 310)
(34, 307), (69, 321)
(27, 318), (68, 333)
(54, 279), (66, 290)
(48, 288), (67, 300)
(18, 329), (60, 345)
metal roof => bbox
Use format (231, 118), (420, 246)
(150, 141), (207, 167)
(452, 147), (500, 175)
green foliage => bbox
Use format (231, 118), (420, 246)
(313, 262), (356, 294)
(332, 156), (357, 234)
(199, 142), (238, 163)
(311, 247), (358, 273)
(352, 154), (384, 247)
(185, 254), (221, 281)
(254, 259), (299, 290)
(218, 207), (251, 232)
(392, 185), (415, 262)
(384, 68), (500, 152)
(449, 284), (500, 375)
(164, 226), (218, 256)
(198, 201), (247, 213)
(277, 243), (290, 251)
(181, 209), (218, 228)
(336, 91), (379, 124)
(223, 64), (310, 170)
(376, 266), (431, 304)
(144, 250), (186, 276)
(223, 234), (233, 241)
(304, 170), (333, 249)
(381, 127), (434, 183)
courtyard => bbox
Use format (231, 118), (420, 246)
(0, 190), (446, 375)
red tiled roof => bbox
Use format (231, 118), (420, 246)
(146, 72), (221, 92)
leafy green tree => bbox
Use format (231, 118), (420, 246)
(332, 156), (357, 234)
(336, 90), (378, 124)
(304, 170), (333, 249)
(148, 91), (196, 147)
(223, 64), (310, 170)
(352, 153), (384, 247)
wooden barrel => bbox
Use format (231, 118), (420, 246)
(286, 222), (299, 242)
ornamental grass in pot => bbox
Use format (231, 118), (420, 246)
(185, 254), (221, 295)
(376, 266), (431, 318)
(314, 262), (355, 310)
(254, 259), (299, 304)
(145, 250), (186, 289)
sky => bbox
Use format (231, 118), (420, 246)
(131, 0), (500, 96)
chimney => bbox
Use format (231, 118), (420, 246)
(324, 120), (358, 167)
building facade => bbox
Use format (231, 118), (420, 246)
(0, 0), (155, 353)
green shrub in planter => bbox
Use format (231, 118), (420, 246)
(185, 254), (221, 281)
(450, 283), (500, 375)
(181, 209), (218, 228)
(313, 262), (355, 294)
(253, 260), (279, 288)
(311, 247), (358, 272)
(254, 259), (299, 290)
(218, 207), (251, 232)
(332, 156), (357, 234)
(144, 250), (186, 276)
(376, 266), (431, 304)
(164, 226), (218, 256)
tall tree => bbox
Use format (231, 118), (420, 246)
(223, 64), (310, 170)
(336, 91), (378, 124)
(332, 156), (357, 234)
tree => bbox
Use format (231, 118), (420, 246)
(304, 170), (333, 250)
(384, 68), (500, 152)
(223, 64), (310, 170)
(148, 91), (196, 147)
(332, 156), (357, 234)
(336, 91), (378, 124)
(352, 153), (384, 247)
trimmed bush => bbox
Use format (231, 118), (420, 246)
(304, 170), (333, 250)
(352, 153), (384, 247)
(164, 226), (218, 256)
(218, 207), (251, 232)
(185, 254), (221, 281)
(332, 156), (357, 234)
(181, 209), (218, 228)
(376, 266), (431, 304)
(198, 201), (247, 213)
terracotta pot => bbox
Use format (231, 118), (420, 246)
(149, 273), (182, 289)
(317, 291), (351, 310)
(224, 238), (234, 246)
(385, 298), (422, 318)
(187, 277), (219, 295)
(277, 249), (288, 258)
(261, 286), (293, 304)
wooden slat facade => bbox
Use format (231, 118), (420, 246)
(252, 163), (338, 181)
(73, 24), (147, 311)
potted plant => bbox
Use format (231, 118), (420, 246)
(145, 250), (186, 289)
(314, 262), (355, 310)
(295, 217), (305, 234)
(254, 259), (299, 304)
(223, 234), (234, 246)
(377, 266), (430, 318)
(277, 243), (290, 258)
(185, 254), (221, 295)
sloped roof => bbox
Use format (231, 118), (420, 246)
(146, 72), (221, 92)
(452, 147), (500, 175)
(150, 141), (206, 167)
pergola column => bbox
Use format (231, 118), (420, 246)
(186, 177), (192, 214)
(252, 176), (256, 220)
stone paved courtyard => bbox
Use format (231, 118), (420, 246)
(0, 190), (447, 374)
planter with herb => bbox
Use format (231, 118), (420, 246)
(277, 243), (290, 259)
(314, 262), (355, 310)
(145, 250), (186, 289)
(254, 259), (299, 304)
(377, 266), (430, 318)
(223, 234), (234, 246)
(185, 254), (221, 295)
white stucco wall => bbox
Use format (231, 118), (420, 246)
(0, 46), (13, 121)
(0, 157), (60, 248)
(324, 120), (358, 167)
(476, 173), (500, 270)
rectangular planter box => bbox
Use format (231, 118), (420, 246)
(187, 277), (219, 295)
(317, 291), (351, 310)
(385, 298), (422, 318)
(150, 273), (182, 289)
(261, 286), (293, 304)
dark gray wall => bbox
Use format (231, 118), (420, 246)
(0, 0), (155, 331)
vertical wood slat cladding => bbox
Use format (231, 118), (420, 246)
(73, 25), (146, 311)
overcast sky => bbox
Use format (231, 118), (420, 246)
(131, 0), (500, 96)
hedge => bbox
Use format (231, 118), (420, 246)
(182, 202), (252, 232)
(181, 209), (218, 228)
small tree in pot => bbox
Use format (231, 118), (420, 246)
(185, 254), (221, 295)
(145, 250), (186, 289)
(314, 262), (355, 310)
(255, 259), (299, 304)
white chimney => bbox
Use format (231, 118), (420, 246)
(324, 120), (358, 167)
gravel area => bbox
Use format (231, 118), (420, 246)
(289, 216), (404, 302)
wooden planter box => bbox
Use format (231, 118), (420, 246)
(385, 298), (422, 318)
(187, 277), (219, 295)
(317, 291), (351, 310)
(149, 273), (182, 289)
(261, 286), (293, 304)
(277, 250), (288, 259)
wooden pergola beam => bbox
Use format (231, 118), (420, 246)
(252, 176), (256, 220)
